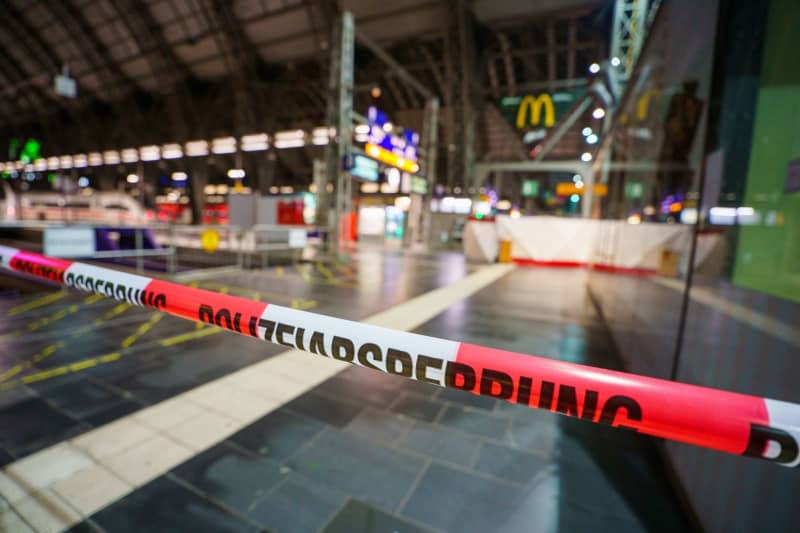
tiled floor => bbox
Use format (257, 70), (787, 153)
(1, 250), (692, 532)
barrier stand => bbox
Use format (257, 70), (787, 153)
(1, 244), (798, 466)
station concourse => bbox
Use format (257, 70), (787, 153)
(1, 0), (799, 531)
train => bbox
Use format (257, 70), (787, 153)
(0, 182), (148, 225)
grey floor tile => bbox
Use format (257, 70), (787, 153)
(91, 476), (257, 532)
(435, 387), (497, 410)
(41, 379), (126, 418)
(0, 447), (14, 467)
(249, 475), (345, 533)
(504, 416), (559, 458)
(315, 375), (400, 408)
(394, 378), (441, 398)
(389, 393), (443, 422)
(345, 407), (415, 445)
(473, 441), (547, 484)
(229, 407), (325, 463)
(64, 520), (104, 533)
(284, 391), (365, 428)
(436, 405), (509, 440)
(397, 421), (481, 467)
(323, 498), (437, 533)
(288, 428), (425, 509)
(0, 397), (87, 457)
(84, 399), (141, 427)
(170, 441), (284, 514)
(401, 462), (521, 533)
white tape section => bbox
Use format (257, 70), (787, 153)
(259, 305), (461, 385)
(765, 399), (800, 467)
(63, 263), (154, 306)
(0, 245), (20, 269)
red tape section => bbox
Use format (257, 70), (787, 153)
(146, 280), (267, 337)
(1, 244), (798, 467)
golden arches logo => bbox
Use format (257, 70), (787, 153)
(515, 94), (555, 129)
(636, 89), (661, 121)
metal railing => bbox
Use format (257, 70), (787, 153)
(0, 220), (331, 274)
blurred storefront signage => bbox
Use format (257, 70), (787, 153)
(522, 179), (539, 197)
(43, 227), (95, 257)
(556, 182), (608, 197)
(411, 176), (428, 195)
(365, 144), (419, 174)
(349, 154), (379, 181)
(54, 73), (77, 99)
(625, 182), (644, 198)
(367, 106), (419, 162)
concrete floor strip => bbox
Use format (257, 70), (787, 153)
(0, 263), (513, 531)
(651, 277), (800, 348)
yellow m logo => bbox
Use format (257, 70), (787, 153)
(636, 88), (660, 120)
(515, 94), (555, 129)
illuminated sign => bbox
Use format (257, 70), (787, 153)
(367, 107), (419, 162)
(365, 144), (419, 174)
(411, 176), (428, 195)
(349, 154), (379, 181)
(555, 182), (608, 197)
(55, 74), (77, 98)
(522, 180), (539, 197)
(516, 94), (555, 129)
(499, 89), (585, 134)
(625, 182), (644, 199)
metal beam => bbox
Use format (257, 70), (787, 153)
(533, 95), (593, 161)
(115, 0), (193, 86)
(354, 29), (433, 100)
(418, 43), (446, 100)
(546, 20), (556, 87)
(497, 33), (516, 96)
(48, 1), (138, 96)
(385, 75), (411, 109)
(567, 17), (577, 79)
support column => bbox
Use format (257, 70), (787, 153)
(411, 97), (440, 247)
(444, 0), (478, 192)
(322, 12), (355, 254)
(188, 159), (208, 225)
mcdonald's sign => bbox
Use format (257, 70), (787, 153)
(515, 94), (556, 129)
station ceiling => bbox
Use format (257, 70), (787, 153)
(0, 0), (605, 172)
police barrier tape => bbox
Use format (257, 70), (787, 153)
(2, 245), (799, 466)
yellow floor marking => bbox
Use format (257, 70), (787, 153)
(160, 326), (222, 347)
(7, 291), (68, 316)
(0, 340), (65, 382)
(332, 258), (356, 276)
(0, 273), (319, 389)
(3, 319), (230, 390)
(295, 263), (312, 282)
(0, 364), (25, 383)
(291, 298), (317, 310)
(15, 352), (122, 386)
(275, 266), (285, 277)
(121, 313), (163, 348)
(94, 302), (131, 326)
(23, 293), (104, 333)
(315, 262), (339, 284)
(198, 282), (292, 304)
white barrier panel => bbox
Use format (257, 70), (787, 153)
(468, 216), (721, 274)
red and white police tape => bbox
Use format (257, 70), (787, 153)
(2, 244), (799, 466)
